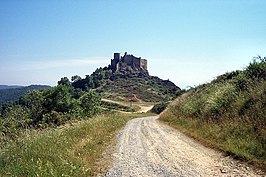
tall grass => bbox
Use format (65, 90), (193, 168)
(160, 57), (266, 169)
(0, 112), (153, 176)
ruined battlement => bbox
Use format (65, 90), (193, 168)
(111, 52), (148, 73)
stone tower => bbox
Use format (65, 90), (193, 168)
(110, 52), (148, 73)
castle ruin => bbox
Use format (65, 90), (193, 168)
(111, 52), (147, 73)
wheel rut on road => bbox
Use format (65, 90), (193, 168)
(101, 116), (262, 177)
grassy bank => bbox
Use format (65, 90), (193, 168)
(161, 110), (265, 168)
(160, 57), (266, 169)
(0, 112), (154, 177)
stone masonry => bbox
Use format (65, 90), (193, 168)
(111, 52), (147, 72)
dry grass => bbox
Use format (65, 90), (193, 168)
(0, 112), (154, 176)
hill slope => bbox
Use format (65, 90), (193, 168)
(160, 56), (266, 168)
(0, 85), (51, 104)
(71, 52), (180, 102)
(72, 68), (179, 102)
(97, 74), (178, 102)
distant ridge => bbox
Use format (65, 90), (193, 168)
(0, 85), (51, 104)
(0, 85), (23, 90)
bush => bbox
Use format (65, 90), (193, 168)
(244, 56), (266, 80)
(43, 85), (74, 113)
(80, 90), (101, 116)
(0, 105), (31, 139)
(151, 102), (169, 114)
(41, 111), (71, 127)
(20, 90), (45, 124)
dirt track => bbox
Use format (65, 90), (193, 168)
(102, 116), (262, 177)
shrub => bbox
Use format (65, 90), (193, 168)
(20, 90), (45, 124)
(244, 56), (266, 80)
(41, 111), (71, 127)
(80, 90), (101, 116)
(151, 102), (169, 114)
(0, 105), (31, 139)
(43, 85), (74, 113)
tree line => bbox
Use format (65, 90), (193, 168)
(0, 77), (102, 141)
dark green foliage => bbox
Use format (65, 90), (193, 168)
(58, 77), (71, 86)
(20, 90), (45, 124)
(43, 85), (74, 113)
(0, 83), (101, 140)
(71, 75), (82, 82)
(41, 111), (72, 127)
(80, 90), (101, 116)
(244, 56), (266, 80)
(72, 67), (112, 90)
(72, 88), (85, 99)
(0, 105), (31, 138)
(151, 102), (169, 114)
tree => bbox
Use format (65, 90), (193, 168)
(58, 77), (71, 86)
(72, 88), (84, 99)
(86, 75), (94, 88)
(71, 75), (82, 82)
(80, 90), (101, 116)
(20, 90), (45, 124)
(43, 85), (73, 113)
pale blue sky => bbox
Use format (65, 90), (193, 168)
(0, 0), (265, 88)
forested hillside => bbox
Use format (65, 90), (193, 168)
(0, 85), (51, 104)
(0, 85), (23, 90)
(160, 56), (266, 168)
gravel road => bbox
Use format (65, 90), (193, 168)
(102, 116), (263, 177)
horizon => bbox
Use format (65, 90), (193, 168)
(0, 1), (265, 89)
(0, 53), (260, 89)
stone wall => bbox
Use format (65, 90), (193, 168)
(140, 59), (147, 70)
(110, 52), (147, 72)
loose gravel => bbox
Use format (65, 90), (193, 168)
(101, 116), (264, 177)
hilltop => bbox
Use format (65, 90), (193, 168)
(72, 52), (180, 102)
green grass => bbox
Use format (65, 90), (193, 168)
(100, 100), (137, 112)
(160, 58), (266, 170)
(160, 110), (266, 169)
(0, 112), (154, 177)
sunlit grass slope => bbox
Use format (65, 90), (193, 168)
(160, 57), (266, 169)
(0, 113), (154, 176)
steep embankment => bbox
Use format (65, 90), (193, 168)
(160, 57), (266, 169)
